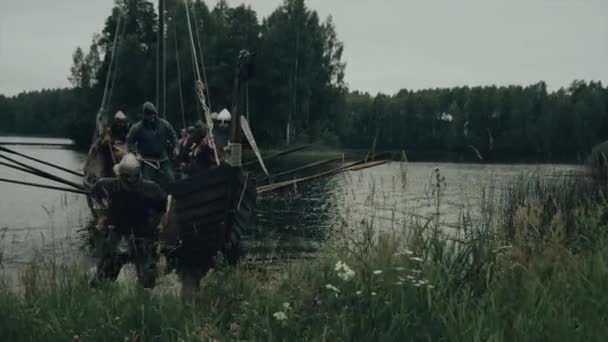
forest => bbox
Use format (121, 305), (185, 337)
(0, 0), (607, 162)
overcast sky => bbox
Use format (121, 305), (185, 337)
(0, 0), (606, 96)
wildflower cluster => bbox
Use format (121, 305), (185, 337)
(272, 311), (288, 321)
(325, 283), (341, 297)
(334, 261), (355, 281)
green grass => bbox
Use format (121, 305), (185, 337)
(2, 173), (608, 341)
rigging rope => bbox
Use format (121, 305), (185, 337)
(106, 13), (128, 110)
(173, 22), (186, 128)
(192, 8), (211, 110)
(155, 3), (160, 109)
(190, 46), (201, 117)
(246, 82), (250, 122)
(184, 0), (220, 166)
(162, 6), (167, 118)
(184, 1), (201, 84)
(99, 10), (123, 113)
(94, 8), (124, 140)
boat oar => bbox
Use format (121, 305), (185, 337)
(0, 159), (86, 191)
(0, 160), (44, 176)
(257, 160), (361, 193)
(256, 159), (389, 194)
(0, 154), (86, 191)
(0, 177), (87, 195)
(242, 144), (311, 167)
(257, 157), (342, 184)
(240, 116), (269, 176)
(0, 145), (84, 177)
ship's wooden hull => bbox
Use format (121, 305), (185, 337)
(161, 163), (256, 271)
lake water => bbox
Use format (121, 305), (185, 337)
(0, 137), (583, 277)
(0, 138), (89, 282)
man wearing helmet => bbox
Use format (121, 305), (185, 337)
(89, 153), (167, 289)
(126, 102), (178, 189)
(111, 111), (130, 142)
(106, 110), (130, 162)
(214, 108), (231, 151)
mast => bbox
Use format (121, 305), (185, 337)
(230, 64), (241, 144)
(231, 50), (253, 144)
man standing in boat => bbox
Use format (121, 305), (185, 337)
(126, 102), (178, 189)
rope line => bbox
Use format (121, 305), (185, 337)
(162, 0), (167, 118)
(173, 21), (186, 128)
(184, 1), (202, 84)
(106, 12), (127, 110)
(100, 9), (123, 113)
(192, 8), (211, 110)
(155, 2), (160, 108)
(184, 0), (220, 165)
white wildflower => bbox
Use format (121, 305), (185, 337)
(373, 270), (383, 275)
(394, 267), (406, 271)
(411, 269), (422, 274)
(272, 311), (288, 321)
(409, 257), (423, 262)
(393, 249), (414, 256)
(413, 283), (422, 287)
(371, 292), (377, 296)
(396, 281), (403, 285)
(418, 280), (429, 285)
(406, 275), (415, 280)
(356, 290), (362, 295)
(325, 284), (341, 293)
(427, 285), (435, 289)
(334, 261), (355, 281)
(282, 302), (291, 310)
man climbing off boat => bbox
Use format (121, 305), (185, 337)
(89, 153), (167, 289)
(126, 101), (178, 189)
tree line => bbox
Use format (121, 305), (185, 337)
(343, 81), (608, 162)
(0, 0), (607, 162)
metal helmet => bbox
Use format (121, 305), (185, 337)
(114, 110), (127, 121)
(218, 108), (231, 122)
(142, 101), (158, 115)
(113, 153), (141, 177)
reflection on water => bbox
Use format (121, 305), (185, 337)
(0, 138), (585, 271)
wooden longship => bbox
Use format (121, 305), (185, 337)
(82, 0), (259, 271)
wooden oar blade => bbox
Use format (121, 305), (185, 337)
(240, 117), (269, 176)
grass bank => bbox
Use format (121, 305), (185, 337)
(1, 172), (608, 341)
